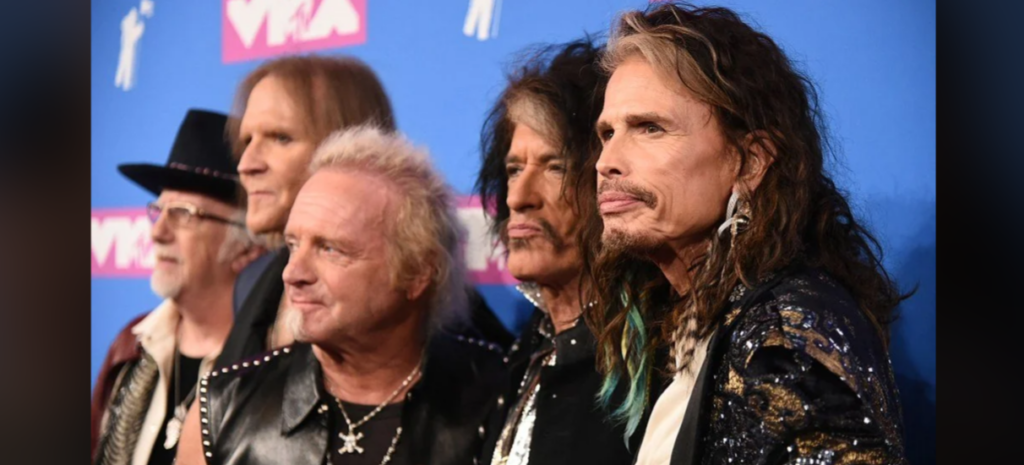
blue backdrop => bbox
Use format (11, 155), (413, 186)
(91, 1), (935, 462)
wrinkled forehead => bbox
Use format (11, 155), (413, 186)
(601, 56), (713, 128)
(287, 169), (396, 242)
(240, 75), (309, 131)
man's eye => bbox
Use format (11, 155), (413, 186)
(599, 129), (614, 142)
(506, 165), (522, 177)
(168, 207), (193, 220)
(319, 244), (342, 256)
(642, 123), (663, 134)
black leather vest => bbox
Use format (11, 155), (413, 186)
(199, 335), (506, 465)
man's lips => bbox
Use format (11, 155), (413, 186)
(289, 296), (325, 311)
(288, 299), (323, 311)
(246, 190), (275, 200)
(507, 222), (543, 239)
(598, 192), (644, 215)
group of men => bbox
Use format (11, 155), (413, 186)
(91, 3), (909, 465)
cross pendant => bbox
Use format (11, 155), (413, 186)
(338, 430), (365, 454)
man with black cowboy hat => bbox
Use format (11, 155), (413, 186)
(91, 109), (264, 465)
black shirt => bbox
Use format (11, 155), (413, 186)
(327, 401), (409, 465)
(147, 352), (202, 465)
(480, 309), (649, 465)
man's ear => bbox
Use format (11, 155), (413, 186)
(735, 130), (777, 193)
(231, 244), (266, 274)
(405, 266), (432, 302)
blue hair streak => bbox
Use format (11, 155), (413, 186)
(596, 291), (652, 446)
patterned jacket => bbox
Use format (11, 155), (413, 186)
(673, 267), (907, 465)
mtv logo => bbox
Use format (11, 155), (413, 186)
(455, 196), (518, 285)
(222, 0), (367, 64)
(91, 208), (155, 277)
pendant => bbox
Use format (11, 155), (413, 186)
(338, 429), (365, 454)
(163, 404), (187, 449)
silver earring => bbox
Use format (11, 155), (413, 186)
(717, 189), (750, 239)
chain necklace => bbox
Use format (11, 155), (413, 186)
(164, 353), (199, 449)
(332, 359), (422, 463)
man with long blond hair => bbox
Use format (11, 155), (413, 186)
(176, 127), (505, 465)
(217, 54), (510, 370)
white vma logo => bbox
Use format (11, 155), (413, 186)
(226, 0), (360, 49)
(91, 215), (154, 272)
(114, 0), (155, 91)
(463, 0), (503, 41)
(456, 207), (506, 273)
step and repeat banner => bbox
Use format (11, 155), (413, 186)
(92, 0), (934, 460)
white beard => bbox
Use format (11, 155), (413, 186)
(284, 305), (308, 342)
(150, 268), (184, 299)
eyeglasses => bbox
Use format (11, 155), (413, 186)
(146, 202), (246, 229)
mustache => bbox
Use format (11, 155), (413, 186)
(498, 217), (567, 250)
(598, 180), (657, 209)
(152, 246), (181, 261)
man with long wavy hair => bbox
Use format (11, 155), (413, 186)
(476, 39), (646, 465)
(582, 3), (909, 464)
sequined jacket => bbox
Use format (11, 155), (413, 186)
(199, 334), (506, 465)
(671, 268), (907, 465)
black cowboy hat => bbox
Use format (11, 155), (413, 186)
(118, 109), (240, 203)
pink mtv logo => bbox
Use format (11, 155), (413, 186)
(222, 0), (367, 64)
(92, 207), (154, 277)
(91, 199), (517, 285)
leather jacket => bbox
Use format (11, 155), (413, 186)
(199, 333), (507, 465)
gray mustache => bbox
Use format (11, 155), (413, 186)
(598, 180), (657, 209)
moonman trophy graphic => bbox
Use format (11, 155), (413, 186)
(115, 0), (155, 91)
(463, 0), (502, 41)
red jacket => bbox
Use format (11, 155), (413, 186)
(90, 313), (147, 461)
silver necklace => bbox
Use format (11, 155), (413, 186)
(164, 345), (197, 449)
(333, 361), (421, 460)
